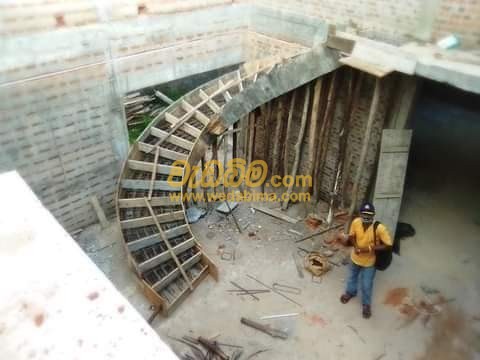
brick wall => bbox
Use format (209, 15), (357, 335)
(254, 0), (480, 48)
(253, 68), (394, 209)
(0, 1), (303, 232)
(433, 0), (480, 49)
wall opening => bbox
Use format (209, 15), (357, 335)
(399, 80), (480, 277)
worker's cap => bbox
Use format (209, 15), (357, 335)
(360, 202), (375, 215)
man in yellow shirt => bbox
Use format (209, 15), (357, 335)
(337, 202), (393, 318)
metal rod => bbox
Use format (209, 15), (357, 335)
(230, 281), (259, 301)
(246, 275), (302, 307)
(260, 313), (299, 320)
(295, 223), (344, 243)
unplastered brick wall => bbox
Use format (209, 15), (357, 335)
(0, 1), (309, 232)
(433, 0), (480, 49)
(253, 68), (394, 209)
(0, 63), (124, 231)
(254, 0), (480, 48)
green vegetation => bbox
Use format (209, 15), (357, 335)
(128, 115), (154, 144)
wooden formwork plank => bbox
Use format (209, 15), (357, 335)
(152, 251), (202, 291)
(120, 211), (185, 230)
(143, 198), (193, 290)
(137, 142), (187, 161)
(236, 70), (244, 92)
(198, 89), (221, 113)
(126, 224), (190, 252)
(121, 179), (182, 192)
(127, 160), (181, 175)
(148, 146), (160, 200)
(166, 264), (209, 316)
(165, 113), (202, 137)
(138, 238), (196, 273)
(218, 79), (232, 101)
(181, 100), (210, 126)
(118, 196), (180, 208)
(150, 127), (194, 150)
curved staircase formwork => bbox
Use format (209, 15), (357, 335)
(116, 47), (340, 315)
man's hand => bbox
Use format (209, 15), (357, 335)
(354, 245), (373, 254)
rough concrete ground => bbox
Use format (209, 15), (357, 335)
(77, 199), (480, 360)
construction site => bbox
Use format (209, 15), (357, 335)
(1, 1), (480, 359)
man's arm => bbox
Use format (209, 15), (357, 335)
(374, 224), (393, 251)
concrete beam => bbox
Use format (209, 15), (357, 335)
(220, 45), (340, 126)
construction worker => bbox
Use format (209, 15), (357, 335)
(337, 202), (392, 318)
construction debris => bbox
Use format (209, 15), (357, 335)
(247, 274), (302, 307)
(304, 252), (331, 277)
(272, 282), (301, 295)
(295, 223), (344, 243)
(240, 317), (289, 339)
(198, 336), (229, 360)
(124, 89), (169, 128)
(251, 206), (299, 224)
(260, 313), (299, 320)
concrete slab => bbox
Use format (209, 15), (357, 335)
(0, 171), (177, 360)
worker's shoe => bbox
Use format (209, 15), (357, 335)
(362, 304), (372, 319)
(340, 293), (355, 304)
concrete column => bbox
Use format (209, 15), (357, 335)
(386, 75), (419, 130)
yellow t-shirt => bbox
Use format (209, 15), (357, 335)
(349, 217), (393, 267)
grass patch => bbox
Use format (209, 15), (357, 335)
(128, 115), (154, 144)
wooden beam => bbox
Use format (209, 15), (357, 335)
(151, 251), (202, 292)
(346, 77), (382, 230)
(313, 73), (338, 201)
(121, 179), (182, 192)
(118, 196), (180, 208)
(138, 142), (187, 161)
(271, 96), (284, 175)
(340, 57), (393, 78)
(283, 90), (297, 177)
(165, 113), (202, 138)
(128, 159), (182, 176)
(143, 198), (193, 290)
(252, 206), (298, 224)
(218, 79), (232, 101)
(154, 90), (174, 105)
(181, 100), (210, 126)
(121, 211), (186, 230)
(148, 146), (160, 200)
(306, 78), (323, 191)
(90, 195), (109, 229)
(282, 84), (310, 210)
(150, 127), (194, 150)
(137, 238), (195, 273)
(126, 225), (190, 252)
(236, 70), (244, 92)
(199, 89), (221, 113)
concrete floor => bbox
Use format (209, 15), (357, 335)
(77, 200), (480, 360)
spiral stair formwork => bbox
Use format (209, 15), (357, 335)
(115, 56), (297, 315)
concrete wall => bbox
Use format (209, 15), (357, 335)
(0, 1), (308, 232)
(254, 0), (480, 49)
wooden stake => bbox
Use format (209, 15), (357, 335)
(337, 71), (364, 208)
(317, 71), (341, 189)
(283, 90), (297, 177)
(247, 112), (255, 166)
(313, 73), (338, 202)
(143, 197), (193, 290)
(148, 146), (160, 200)
(346, 77), (382, 231)
(282, 84), (310, 210)
(306, 78), (323, 192)
(272, 96), (285, 175)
